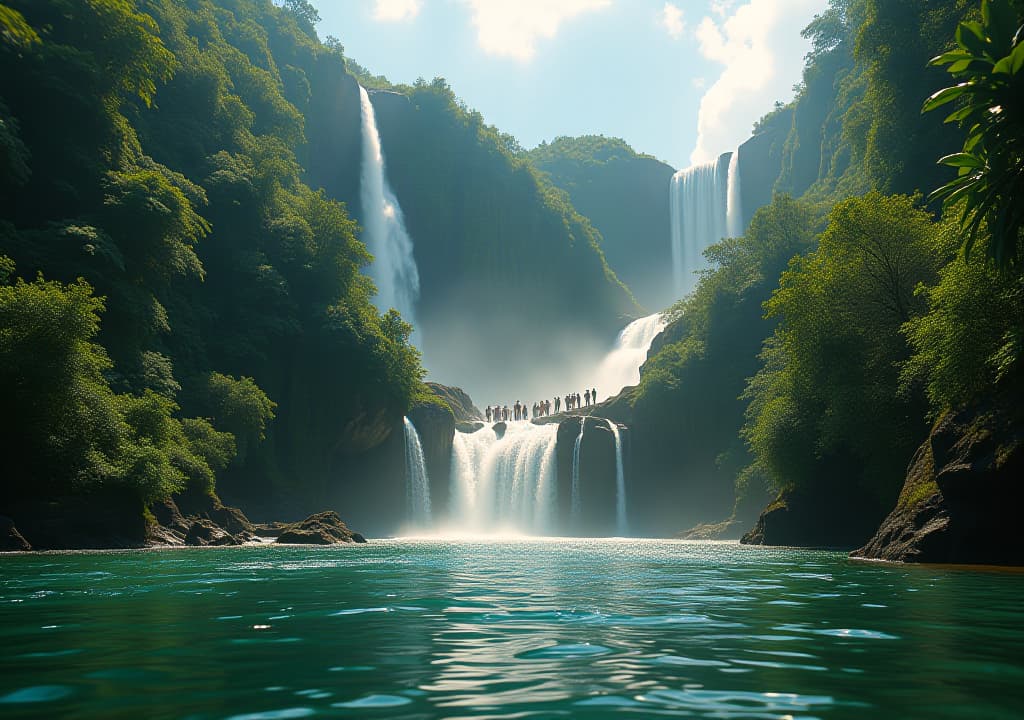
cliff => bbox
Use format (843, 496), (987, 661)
(853, 401), (1024, 565)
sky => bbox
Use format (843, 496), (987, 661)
(311, 0), (829, 170)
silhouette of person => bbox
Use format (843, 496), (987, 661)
(592, 388), (597, 404)
(585, 389), (591, 407)
(486, 405), (492, 422)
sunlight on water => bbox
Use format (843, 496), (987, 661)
(2, 540), (1023, 719)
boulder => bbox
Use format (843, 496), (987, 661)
(1, 516), (31, 551)
(185, 519), (241, 546)
(275, 511), (366, 545)
(427, 382), (483, 422)
(853, 401), (1024, 565)
(456, 421), (485, 434)
(741, 483), (884, 550)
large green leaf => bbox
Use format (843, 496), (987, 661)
(922, 83), (971, 113)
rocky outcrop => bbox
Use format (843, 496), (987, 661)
(427, 382), (483, 422)
(679, 518), (748, 541)
(3, 492), (149, 550)
(741, 483), (887, 550)
(275, 511), (367, 544)
(853, 402), (1024, 565)
(555, 416), (621, 535)
(1, 515), (31, 551)
(147, 492), (256, 547)
(408, 401), (456, 512)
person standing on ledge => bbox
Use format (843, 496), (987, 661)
(592, 388), (597, 404)
(584, 389), (591, 407)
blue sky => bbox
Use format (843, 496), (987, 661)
(311, 0), (828, 170)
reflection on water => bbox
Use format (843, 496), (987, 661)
(1, 539), (1023, 719)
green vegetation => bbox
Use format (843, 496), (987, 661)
(925, 0), (1024, 266)
(632, 0), (1024, 538)
(525, 136), (676, 310)
(0, 0), (427, 516)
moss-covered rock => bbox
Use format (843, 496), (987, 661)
(275, 511), (366, 544)
(853, 401), (1024, 565)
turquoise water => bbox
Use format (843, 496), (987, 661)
(2, 539), (1023, 719)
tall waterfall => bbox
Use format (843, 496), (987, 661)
(726, 148), (743, 240)
(608, 421), (627, 536)
(592, 312), (667, 402)
(358, 85), (421, 332)
(570, 420), (585, 522)
(669, 151), (741, 296)
(449, 423), (558, 534)
(403, 417), (431, 527)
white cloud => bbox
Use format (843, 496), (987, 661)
(661, 2), (685, 39)
(688, 0), (825, 166)
(373, 0), (422, 22)
(460, 0), (612, 62)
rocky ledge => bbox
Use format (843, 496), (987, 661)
(274, 511), (366, 544)
(1, 489), (367, 551)
(852, 401), (1024, 565)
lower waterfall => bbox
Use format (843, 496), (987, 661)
(608, 420), (627, 536)
(449, 422), (558, 534)
(570, 420), (585, 524)
(403, 417), (432, 527)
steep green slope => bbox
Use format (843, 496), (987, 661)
(525, 136), (677, 311)
(0, 0), (423, 524)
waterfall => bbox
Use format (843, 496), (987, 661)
(669, 151), (739, 296)
(608, 421), (627, 536)
(403, 417), (431, 527)
(358, 85), (421, 333)
(592, 312), (667, 402)
(570, 419), (585, 523)
(726, 147), (743, 240)
(448, 423), (558, 534)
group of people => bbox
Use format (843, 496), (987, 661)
(485, 388), (599, 423)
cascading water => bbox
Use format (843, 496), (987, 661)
(570, 419), (585, 523)
(608, 420), (627, 536)
(449, 423), (558, 534)
(669, 151), (741, 296)
(403, 417), (431, 527)
(358, 85), (421, 335)
(592, 312), (667, 402)
(726, 147), (743, 240)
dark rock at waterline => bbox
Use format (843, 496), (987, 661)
(493, 421), (507, 439)
(456, 421), (485, 433)
(679, 518), (749, 541)
(741, 483), (885, 550)
(276, 511), (366, 544)
(3, 493), (149, 550)
(185, 518), (241, 546)
(1, 515), (31, 551)
(428, 382), (483, 422)
(853, 401), (1024, 565)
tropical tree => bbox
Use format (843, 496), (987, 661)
(925, 0), (1024, 267)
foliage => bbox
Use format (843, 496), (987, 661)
(742, 193), (940, 504)
(924, 0), (1024, 266)
(0, 264), (233, 503)
(630, 195), (819, 519)
(0, 0), (428, 511)
(903, 216), (1024, 409)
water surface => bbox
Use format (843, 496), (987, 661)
(2, 539), (1022, 719)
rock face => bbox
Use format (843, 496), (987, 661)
(147, 492), (256, 547)
(555, 416), (620, 535)
(427, 382), (483, 422)
(276, 511), (367, 544)
(1, 515), (31, 551)
(853, 402), (1024, 565)
(4, 492), (149, 550)
(741, 484), (885, 550)
(408, 402), (456, 514)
